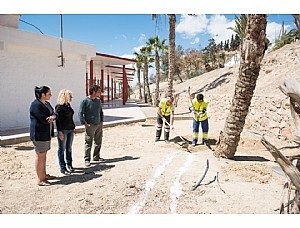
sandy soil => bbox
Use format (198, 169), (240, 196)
(1, 112), (299, 215)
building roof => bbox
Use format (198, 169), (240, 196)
(92, 53), (137, 82)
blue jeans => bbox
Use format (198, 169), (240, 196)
(57, 129), (74, 171)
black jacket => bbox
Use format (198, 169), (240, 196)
(29, 99), (56, 141)
(55, 103), (75, 131)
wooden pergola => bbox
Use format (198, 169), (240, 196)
(87, 53), (137, 105)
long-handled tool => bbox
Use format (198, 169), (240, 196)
(161, 116), (189, 144)
(186, 86), (206, 119)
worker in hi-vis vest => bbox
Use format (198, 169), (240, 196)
(191, 93), (209, 146)
(155, 96), (175, 143)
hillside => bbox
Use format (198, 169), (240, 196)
(135, 40), (300, 141)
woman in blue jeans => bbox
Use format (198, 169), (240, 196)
(55, 89), (76, 175)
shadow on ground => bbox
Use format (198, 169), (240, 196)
(232, 156), (270, 162)
(49, 163), (115, 185)
(103, 155), (139, 164)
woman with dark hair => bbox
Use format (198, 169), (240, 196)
(29, 86), (57, 186)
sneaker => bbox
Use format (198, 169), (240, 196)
(93, 156), (100, 161)
(93, 157), (105, 162)
(165, 140), (170, 144)
(155, 138), (159, 142)
(66, 165), (75, 172)
(61, 170), (71, 175)
(85, 160), (91, 167)
(203, 140), (208, 145)
(191, 143), (196, 147)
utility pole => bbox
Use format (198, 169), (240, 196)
(58, 14), (64, 67)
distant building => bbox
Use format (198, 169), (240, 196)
(0, 15), (136, 133)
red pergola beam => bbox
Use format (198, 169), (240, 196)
(115, 79), (133, 81)
(112, 72), (134, 76)
(106, 65), (135, 71)
(114, 76), (134, 78)
(96, 53), (136, 63)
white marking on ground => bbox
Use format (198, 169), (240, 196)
(128, 151), (178, 214)
(169, 153), (194, 214)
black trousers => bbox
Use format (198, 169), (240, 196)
(155, 114), (171, 140)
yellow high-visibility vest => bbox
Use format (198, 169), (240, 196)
(160, 99), (173, 116)
(192, 98), (208, 121)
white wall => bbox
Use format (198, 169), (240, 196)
(0, 25), (96, 131)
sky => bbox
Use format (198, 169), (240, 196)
(17, 13), (297, 87)
(18, 14), (296, 59)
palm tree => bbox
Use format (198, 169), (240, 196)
(147, 36), (168, 107)
(167, 14), (176, 97)
(214, 14), (267, 159)
(140, 45), (153, 103)
(292, 14), (300, 36)
(134, 52), (144, 100)
(227, 14), (248, 45)
(151, 14), (177, 97)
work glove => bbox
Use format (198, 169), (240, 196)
(196, 112), (202, 117)
(170, 125), (175, 130)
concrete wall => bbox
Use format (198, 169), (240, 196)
(0, 25), (96, 131)
(0, 14), (20, 28)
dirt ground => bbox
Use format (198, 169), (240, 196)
(1, 110), (299, 216)
(2, 110), (300, 228)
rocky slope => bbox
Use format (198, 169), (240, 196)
(135, 40), (300, 142)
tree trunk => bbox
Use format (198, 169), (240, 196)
(144, 60), (152, 103)
(176, 73), (183, 83)
(143, 68), (146, 103)
(292, 14), (300, 36)
(214, 14), (267, 159)
(154, 50), (160, 107)
(167, 14), (176, 97)
(261, 136), (300, 213)
(137, 66), (142, 100)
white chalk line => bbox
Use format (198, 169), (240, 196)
(169, 153), (194, 214)
(128, 152), (178, 214)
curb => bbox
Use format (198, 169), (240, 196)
(0, 117), (147, 147)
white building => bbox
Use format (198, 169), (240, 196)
(0, 15), (95, 132)
(0, 15), (136, 135)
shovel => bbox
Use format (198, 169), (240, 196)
(161, 116), (189, 144)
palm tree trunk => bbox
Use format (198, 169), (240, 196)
(167, 14), (176, 97)
(137, 66), (142, 100)
(144, 60), (151, 103)
(214, 14), (267, 159)
(154, 50), (160, 107)
(143, 69), (146, 103)
(292, 14), (300, 36)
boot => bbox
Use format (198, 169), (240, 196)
(192, 138), (197, 146)
(164, 131), (170, 143)
(155, 130), (162, 142)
